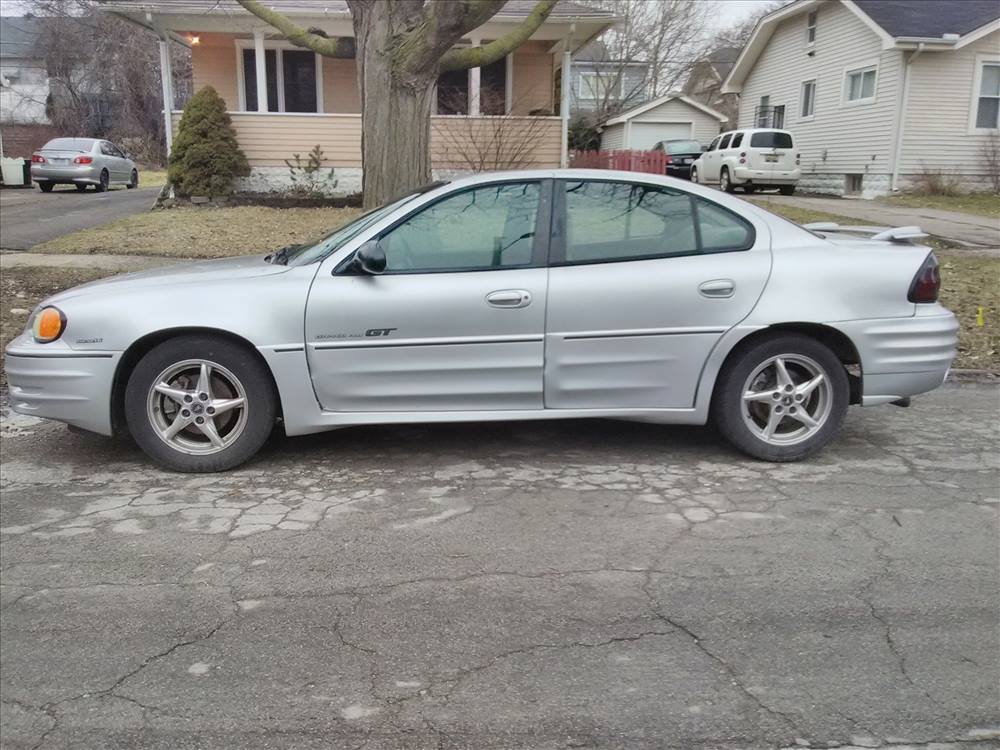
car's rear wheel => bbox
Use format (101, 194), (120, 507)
(720, 167), (735, 193)
(712, 333), (849, 462)
(690, 167), (698, 184)
(125, 335), (277, 472)
(127, 169), (138, 189)
(96, 169), (109, 192)
(779, 185), (795, 195)
(743, 185), (756, 194)
(39, 182), (54, 193)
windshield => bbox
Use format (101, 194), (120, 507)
(42, 138), (95, 152)
(750, 131), (794, 149)
(284, 193), (423, 266)
(663, 140), (702, 154)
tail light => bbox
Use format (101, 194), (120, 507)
(796, 153), (801, 165)
(31, 154), (46, 163)
(73, 156), (93, 164)
(740, 152), (746, 158)
(908, 253), (940, 303)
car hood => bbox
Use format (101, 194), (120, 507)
(46, 255), (292, 304)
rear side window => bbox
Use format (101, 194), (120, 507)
(719, 134), (733, 149)
(750, 131), (794, 148)
(557, 181), (754, 265)
(731, 132), (744, 148)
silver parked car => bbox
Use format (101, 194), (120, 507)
(30, 137), (139, 192)
(5, 170), (957, 472)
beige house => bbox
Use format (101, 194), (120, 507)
(599, 93), (726, 150)
(105, 0), (615, 194)
(722, 0), (1000, 197)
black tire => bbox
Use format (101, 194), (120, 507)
(720, 167), (736, 193)
(711, 333), (849, 462)
(779, 185), (795, 195)
(690, 167), (698, 185)
(743, 185), (756, 194)
(75, 184), (87, 192)
(127, 169), (138, 189)
(39, 182), (54, 193)
(96, 170), (109, 192)
(124, 335), (277, 472)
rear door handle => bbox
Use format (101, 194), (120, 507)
(486, 289), (531, 308)
(699, 279), (735, 298)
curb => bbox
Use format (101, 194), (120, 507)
(947, 369), (999, 383)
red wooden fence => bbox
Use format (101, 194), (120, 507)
(569, 149), (669, 175)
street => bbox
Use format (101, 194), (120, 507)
(0, 186), (160, 250)
(1, 381), (997, 749)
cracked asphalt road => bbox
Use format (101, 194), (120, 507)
(1, 381), (998, 749)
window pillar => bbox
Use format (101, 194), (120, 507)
(253, 29), (268, 112)
(469, 36), (481, 116)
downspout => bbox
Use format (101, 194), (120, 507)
(560, 22), (575, 168)
(890, 42), (924, 192)
(153, 20), (175, 160)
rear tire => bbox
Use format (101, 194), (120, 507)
(75, 184), (87, 192)
(779, 185), (795, 195)
(720, 167), (736, 193)
(39, 183), (54, 193)
(125, 335), (277, 472)
(711, 333), (849, 462)
(743, 185), (756, 194)
(96, 170), (109, 192)
(127, 169), (138, 189)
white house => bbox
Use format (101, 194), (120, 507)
(722, 0), (1000, 196)
(599, 93), (727, 150)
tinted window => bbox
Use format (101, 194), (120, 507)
(379, 182), (540, 273)
(243, 49), (278, 111)
(282, 50), (317, 112)
(750, 131), (794, 148)
(719, 134), (733, 149)
(663, 140), (702, 154)
(731, 133), (744, 148)
(43, 138), (94, 152)
(560, 181), (753, 264)
(707, 137), (720, 151)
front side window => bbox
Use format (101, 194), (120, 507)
(975, 61), (1000, 130)
(707, 136), (720, 151)
(378, 182), (540, 273)
(559, 181), (753, 265)
(801, 80), (816, 117)
(845, 66), (877, 102)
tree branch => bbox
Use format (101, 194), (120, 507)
(235, 0), (340, 56)
(439, 0), (558, 71)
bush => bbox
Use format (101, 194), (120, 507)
(568, 115), (601, 152)
(168, 86), (249, 197)
(910, 165), (963, 196)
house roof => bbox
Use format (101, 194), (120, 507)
(602, 92), (728, 126)
(722, 0), (1000, 94)
(0, 17), (46, 59)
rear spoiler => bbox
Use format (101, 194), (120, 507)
(803, 223), (928, 243)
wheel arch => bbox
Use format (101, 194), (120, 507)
(110, 326), (282, 435)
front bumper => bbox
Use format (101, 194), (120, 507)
(5, 338), (119, 435)
(833, 308), (959, 406)
(30, 164), (102, 184)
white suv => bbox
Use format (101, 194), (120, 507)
(691, 128), (800, 195)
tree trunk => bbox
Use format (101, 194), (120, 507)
(353, 3), (436, 209)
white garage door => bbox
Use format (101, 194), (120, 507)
(628, 122), (692, 150)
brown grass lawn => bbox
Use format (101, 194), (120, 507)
(879, 193), (1000, 221)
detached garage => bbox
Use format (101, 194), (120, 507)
(599, 93), (727, 151)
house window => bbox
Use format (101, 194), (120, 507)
(578, 71), (617, 101)
(242, 49), (278, 112)
(801, 80), (816, 118)
(845, 65), (877, 103)
(806, 11), (817, 44)
(437, 68), (469, 114)
(480, 56), (507, 115)
(974, 61), (1000, 130)
(282, 50), (317, 112)
(772, 105), (785, 128)
(241, 47), (320, 112)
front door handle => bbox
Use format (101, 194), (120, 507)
(699, 279), (735, 298)
(486, 289), (532, 308)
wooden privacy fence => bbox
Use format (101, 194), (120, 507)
(570, 149), (669, 175)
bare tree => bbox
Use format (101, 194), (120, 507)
(981, 132), (1000, 193)
(237, 0), (558, 208)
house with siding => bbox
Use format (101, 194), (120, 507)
(0, 18), (59, 158)
(722, 0), (1000, 197)
(569, 41), (649, 118)
(103, 0), (615, 194)
(599, 93), (726, 151)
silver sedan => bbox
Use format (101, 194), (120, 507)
(30, 137), (139, 192)
(5, 170), (957, 472)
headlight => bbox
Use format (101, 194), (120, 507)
(31, 306), (66, 343)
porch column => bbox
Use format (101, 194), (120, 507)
(158, 38), (174, 157)
(560, 42), (571, 167)
(468, 36), (481, 116)
(253, 29), (268, 112)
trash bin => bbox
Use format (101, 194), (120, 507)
(1, 157), (26, 186)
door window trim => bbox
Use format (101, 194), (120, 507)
(548, 179), (756, 267)
(336, 179), (553, 276)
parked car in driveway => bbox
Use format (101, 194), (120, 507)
(30, 137), (139, 192)
(651, 139), (703, 180)
(6, 170), (956, 472)
(691, 128), (800, 194)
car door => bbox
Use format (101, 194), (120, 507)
(98, 141), (122, 182)
(701, 135), (722, 181)
(305, 180), (551, 412)
(544, 179), (771, 409)
(108, 142), (132, 180)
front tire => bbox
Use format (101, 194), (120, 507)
(720, 167), (736, 193)
(711, 333), (849, 462)
(125, 335), (277, 472)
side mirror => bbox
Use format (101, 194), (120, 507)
(352, 239), (386, 275)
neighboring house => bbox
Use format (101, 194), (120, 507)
(722, 0), (1000, 197)
(570, 40), (648, 118)
(598, 93), (726, 150)
(0, 17), (58, 158)
(103, 0), (615, 194)
(682, 45), (740, 129)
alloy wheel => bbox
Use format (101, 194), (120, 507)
(720, 170), (730, 192)
(146, 359), (248, 455)
(740, 354), (833, 446)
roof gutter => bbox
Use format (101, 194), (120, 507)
(890, 42), (925, 193)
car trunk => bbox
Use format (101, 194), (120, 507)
(39, 148), (89, 165)
(747, 132), (795, 178)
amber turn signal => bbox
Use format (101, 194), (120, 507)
(32, 306), (66, 343)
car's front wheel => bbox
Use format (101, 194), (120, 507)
(125, 335), (277, 472)
(720, 167), (736, 193)
(690, 167), (699, 184)
(712, 333), (849, 462)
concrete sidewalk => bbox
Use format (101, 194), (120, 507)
(0, 252), (181, 272)
(751, 195), (1000, 247)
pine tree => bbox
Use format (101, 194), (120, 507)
(168, 86), (250, 197)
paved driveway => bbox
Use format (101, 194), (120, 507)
(0, 186), (160, 250)
(1, 383), (998, 750)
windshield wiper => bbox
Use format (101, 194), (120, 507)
(265, 244), (300, 265)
